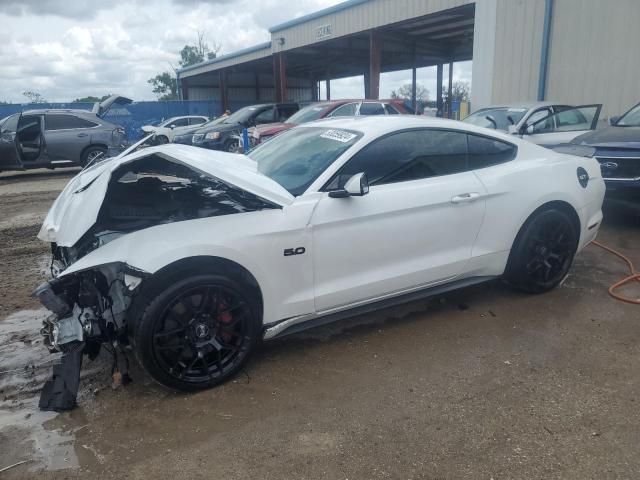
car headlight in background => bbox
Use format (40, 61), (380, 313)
(205, 131), (221, 140)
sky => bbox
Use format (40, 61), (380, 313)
(0, 0), (471, 104)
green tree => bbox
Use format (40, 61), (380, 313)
(178, 31), (221, 68)
(148, 72), (178, 100)
(390, 83), (429, 102)
(72, 94), (112, 103)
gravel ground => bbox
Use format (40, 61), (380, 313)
(0, 168), (639, 480)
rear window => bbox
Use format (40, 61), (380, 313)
(45, 114), (98, 130)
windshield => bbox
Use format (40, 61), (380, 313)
(248, 126), (363, 196)
(201, 116), (225, 128)
(617, 103), (640, 127)
(463, 107), (528, 130)
(223, 106), (260, 125)
(285, 104), (328, 124)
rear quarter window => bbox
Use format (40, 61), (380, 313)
(467, 134), (517, 169)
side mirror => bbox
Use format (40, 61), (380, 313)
(170, 124), (176, 129)
(609, 115), (620, 126)
(328, 172), (369, 198)
(524, 124), (535, 135)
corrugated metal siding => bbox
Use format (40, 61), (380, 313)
(546, 0), (640, 117)
(490, 0), (545, 104)
(275, 0), (473, 51)
(470, 0), (497, 109)
(180, 46), (272, 78)
(188, 88), (219, 101)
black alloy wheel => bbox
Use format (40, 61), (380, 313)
(135, 274), (258, 391)
(506, 209), (578, 293)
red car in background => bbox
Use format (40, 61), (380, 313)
(247, 99), (413, 147)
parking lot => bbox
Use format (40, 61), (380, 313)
(0, 169), (638, 479)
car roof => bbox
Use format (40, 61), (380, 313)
(298, 115), (522, 143)
(22, 108), (95, 115)
(474, 101), (559, 111)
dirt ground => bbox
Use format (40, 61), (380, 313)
(1, 168), (639, 480)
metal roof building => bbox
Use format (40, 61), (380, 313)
(177, 0), (640, 118)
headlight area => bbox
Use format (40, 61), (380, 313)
(33, 262), (146, 411)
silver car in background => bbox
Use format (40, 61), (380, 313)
(0, 95), (131, 171)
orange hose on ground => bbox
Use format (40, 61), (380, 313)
(591, 240), (640, 305)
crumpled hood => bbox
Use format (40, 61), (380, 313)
(39, 144), (294, 247)
(572, 126), (640, 149)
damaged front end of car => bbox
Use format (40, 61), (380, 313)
(33, 262), (145, 411)
(33, 145), (290, 410)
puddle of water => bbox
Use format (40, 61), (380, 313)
(0, 309), (79, 471)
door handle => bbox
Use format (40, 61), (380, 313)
(451, 192), (481, 204)
(77, 133), (88, 137)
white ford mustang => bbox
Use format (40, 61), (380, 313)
(34, 116), (605, 398)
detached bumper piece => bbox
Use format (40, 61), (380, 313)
(39, 349), (83, 412)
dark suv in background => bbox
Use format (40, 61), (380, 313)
(174, 103), (299, 152)
(0, 95), (131, 171)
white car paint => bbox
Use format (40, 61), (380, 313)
(39, 116), (605, 338)
(464, 103), (602, 148)
(141, 116), (209, 142)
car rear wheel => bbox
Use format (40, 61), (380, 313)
(81, 146), (107, 167)
(134, 273), (259, 391)
(155, 135), (169, 144)
(504, 209), (578, 294)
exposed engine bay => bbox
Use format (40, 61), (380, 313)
(34, 153), (279, 410)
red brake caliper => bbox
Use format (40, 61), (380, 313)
(217, 298), (233, 343)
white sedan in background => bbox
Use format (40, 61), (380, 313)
(141, 115), (209, 143)
(35, 116), (605, 398)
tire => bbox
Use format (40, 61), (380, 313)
(504, 208), (578, 294)
(225, 139), (240, 153)
(81, 146), (107, 167)
(155, 135), (169, 145)
(133, 272), (260, 391)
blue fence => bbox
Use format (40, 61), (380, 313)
(0, 100), (256, 142)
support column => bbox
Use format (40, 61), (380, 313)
(255, 72), (260, 102)
(368, 31), (382, 100)
(273, 53), (287, 102)
(364, 71), (370, 98)
(311, 78), (319, 101)
(447, 61), (454, 119)
(326, 78), (331, 100)
(411, 44), (417, 113)
(436, 63), (443, 117)
(181, 78), (189, 100)
(218, 70), (228, 114)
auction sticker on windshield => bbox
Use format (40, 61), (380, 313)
(320, 130), (357, 143)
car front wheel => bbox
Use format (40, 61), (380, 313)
(134, 273), (259, 391)
(505, 209), (578, 294)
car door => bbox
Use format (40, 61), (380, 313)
(521, 104), (602, 147)
(44, 113), (96, 161)
(0, 113), (22, 169)
(310, 128), (486, 312)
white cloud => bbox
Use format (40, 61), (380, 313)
(0, 0), (471, 104)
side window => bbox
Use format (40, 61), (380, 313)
(385, 104), (400, 115)
(276, 106), (296, 122)
(189, 117), (206, 126)
(359, 102), (386, 116)
(329, 103), (357, 117)
(526, 108), (552, 126)
(467, 134), (517, 169)
(45, 114), (98, 130)
(254, 107), (275, 124)
(169, 118), (189, 127)
(326, 129), (468, 189)
(1, 114), (20, 133)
